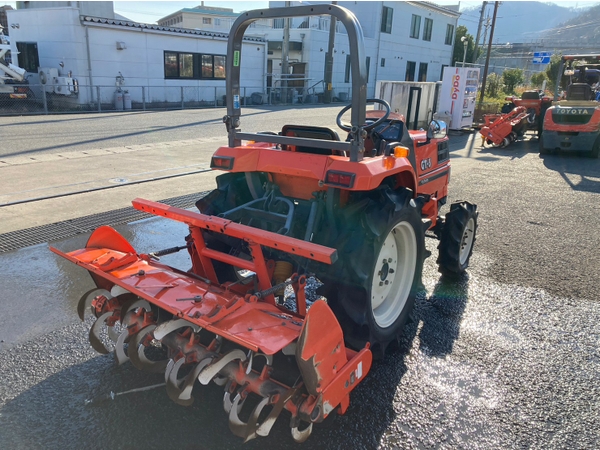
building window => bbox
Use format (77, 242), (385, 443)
(381, 6), (393, 33)
(215, 18), (221, 26)
(214, 55), (226, 78)
(16, 42), (39, 72)
(445, 24), (454, 45)
(164, 51), (226, 79)
(418, 62), (428, 81)
(273, 18), (284, 29)
(345, 54), (351, 83)
(164, 52), (178, 78)
(203, 17), (212, 25)
(405, 61), (416, 81)
(423, 18), (433, 41)
(410, 14), (421, 39)
(366, 56), (370, 83)
(381, 58), (385, 67)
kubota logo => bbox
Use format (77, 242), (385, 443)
(451, 75), (460, 99)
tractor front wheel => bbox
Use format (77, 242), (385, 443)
(437, 201), (478, 277)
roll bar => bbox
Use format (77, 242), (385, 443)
(223, 5), (368, 162)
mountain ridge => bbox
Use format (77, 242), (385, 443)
(458, 1), (598, 44)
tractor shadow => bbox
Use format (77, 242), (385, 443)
(305, 273), (471, 449)
(415, 274), (470, 357)
(541, 152), (600, 194)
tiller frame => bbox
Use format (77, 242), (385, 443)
(50, 198), (372, 442)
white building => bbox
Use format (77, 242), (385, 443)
(264, 1), (460, 99)
(5, 1), (459, 108)
(157, 3), (272, 33)
(6, 3), (266, 108)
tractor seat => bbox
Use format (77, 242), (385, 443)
(280, 125), (342, 155)
(567, 83), (593, 101)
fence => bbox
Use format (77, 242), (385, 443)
(0, 82), (354, 116)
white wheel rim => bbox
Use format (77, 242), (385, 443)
(370, 221), (417, 329)
(459, 217), (475, 265)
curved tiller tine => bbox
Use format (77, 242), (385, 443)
(228, 395), (270, 442)
(256, 391), (294, 437)
(88, 311), (114, 354)
(177, 357), (213, 404)
(223, 381), (246, 414)
(128, 324), (168, 373)
(245, 352), (274, 375)
(153, 318), (200, 341)
(165, 358), (195, 406)
(107, 323), (121, 343)
(291, 422), (313, 443)
(118, 297), (151, 324)
(114, 324), (130, 365)
(77, 288), (111, 321)
(197, 349), (247, 385)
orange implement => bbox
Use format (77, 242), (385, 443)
(50, 199), (372, 442)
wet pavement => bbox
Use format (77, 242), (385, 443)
(1, 133), (600, 449)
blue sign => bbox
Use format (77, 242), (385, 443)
(533, 52), (551, 64)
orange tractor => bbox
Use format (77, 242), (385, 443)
(50, 5), (478, 443)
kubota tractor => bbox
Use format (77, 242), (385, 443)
(539, 55), (600, 157)
(50, 5), (478, 443)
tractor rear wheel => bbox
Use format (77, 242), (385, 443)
(437, 201), (478, 277)
(328, 187), (426, 358)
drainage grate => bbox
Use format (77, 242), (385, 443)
(0, 191), (208, 253)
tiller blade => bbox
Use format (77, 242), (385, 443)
(50, 198), (373, 443)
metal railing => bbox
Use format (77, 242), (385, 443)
(0, 83), (353, 116)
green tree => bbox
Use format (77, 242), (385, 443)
(530, 71), (548, 89)
(544, 53), (562, 93)
(452, 25), (476, 66)
(502, 68), (524, 94)
(486, 72), (502, 97)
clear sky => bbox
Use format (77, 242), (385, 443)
(3, 1), (598, 24)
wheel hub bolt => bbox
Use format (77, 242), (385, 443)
(385, 280), (389, 285)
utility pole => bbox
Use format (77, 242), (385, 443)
(480, 16), (491, 58)
(323, 1), (337, 104)
(478, 1), (499, 106)
(473, 1), (487, 64)
(281, 1), (290, 104)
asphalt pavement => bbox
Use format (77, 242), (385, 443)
(0, 109), (599, 449)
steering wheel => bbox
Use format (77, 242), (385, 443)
(336, 98), (391, 132)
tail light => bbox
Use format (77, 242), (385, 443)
(16, 86), (29, 93)
(211, 156), (234, 170)
(325, 170), (355, 188)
